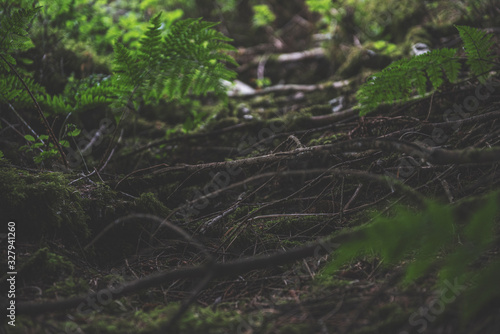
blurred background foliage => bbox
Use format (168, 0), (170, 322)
(2, 0), (496, 95)
(1, 0), (498, 165)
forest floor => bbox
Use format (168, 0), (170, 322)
(1, 1), (500, 334)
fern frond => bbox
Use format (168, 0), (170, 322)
(357, 26), (495, 115)
(42, 76), (116, 114)
(139, 12), (163, 73)
(113, 14), (237, 105)
(0, 7), (40, 69)
(0, 74), (31, 105)
(41, 94), (71, 114)
(321, 191), (499, 322)
(113, 43), (141, 88)
(455, 25), (495, 82)
(357, 48), (460, 115)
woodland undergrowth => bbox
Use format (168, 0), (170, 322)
(1, 1), (500, 333)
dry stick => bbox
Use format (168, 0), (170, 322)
(117, 137), (496, 235)
(331, 138), (500, 165)
(257, 53), (270, 82)
(302, 180), (335, 214)
(344, 183), (363, 211)
(425, 91), (435, 122)
(381, 110), (500, 138)
(205, 162), (321, 240)
(309, 107), (358, 125)
(68, 169), (96, 186)
(137, 138), (500, 179)
(199, 194), (245, 234)
(168, 168), (426, 226)
(222, 175), (279, 251)
(339, 177), (345, 222)
(0, 117), (44, 156)
(0, 54), (68, 168)
(5, 103), (42, 143)
(115, 114), (351, 186)
(99, 128), (124, 172)
(220, 169), (425, 255)
(80, 123), (109, 155)
(249, 213), (341, 221)
(236, 47), (326, 73)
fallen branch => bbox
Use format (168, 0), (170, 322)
(15, 234), (357, 316)
(120, 138), (500, 181)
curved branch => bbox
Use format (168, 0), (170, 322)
(15, 235), (354, 316)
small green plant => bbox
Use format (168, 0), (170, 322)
(357, 25), (496, 115)
(19, 124), (81, 164)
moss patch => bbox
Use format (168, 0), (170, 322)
(0, 168), (89, 245)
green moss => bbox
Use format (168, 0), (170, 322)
(308, 133), (341, 146)
(46, 276), (89, 297)
(58, 304), (241, 334)
(206, 116), (240, 131)
(3, 247), (74, 284)
(0, 168), (89, 245)
(282, 111), (314, 130)
(300, 104), (333, 116)
(90, 183), (117, 205)
(134, 192), (171, 217)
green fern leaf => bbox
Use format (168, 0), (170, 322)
(357, 26), (495, 115)
(139, 12), (163, 73)
(455, 25), (494, 82)
(113, 14), (237, 105)
(0, 7), (40, 61)
(320, 191), (499, 323)
(409, 69), (427, 96)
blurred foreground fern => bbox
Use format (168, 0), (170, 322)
(321, 191), (499, 322)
